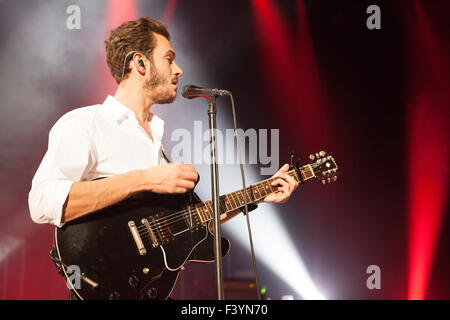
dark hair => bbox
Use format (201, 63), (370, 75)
(105, 17), (170, 84)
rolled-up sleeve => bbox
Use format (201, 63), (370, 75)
(28, 113), (95, 227)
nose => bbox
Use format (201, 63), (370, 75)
(173, 62), (183, 77)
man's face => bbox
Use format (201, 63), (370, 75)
(144, 33), (183, 104)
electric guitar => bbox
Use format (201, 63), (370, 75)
(52, 151), (339, 300)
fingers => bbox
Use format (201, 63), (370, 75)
(176, 164), (198, 182)
(274, 163), (290, 175)
(271, 173), (298, 193)
(172, 164), (198, 192)
(149, 163), (199, 194)
(266, 166), (299, 203)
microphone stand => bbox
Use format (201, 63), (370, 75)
(207, 96), (224, 300)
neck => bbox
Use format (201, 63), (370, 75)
(114, 82), (154, 124)
(194, 165), (315, 224)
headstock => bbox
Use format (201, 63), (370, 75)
(309, 151), (339, 184)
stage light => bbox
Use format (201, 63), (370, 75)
(224, 204), (326, 300)
(250, 0), (332, 151)
(234, 0), (327, 300)
(163, 0), (177, 26)
(406, 1), (449, 300)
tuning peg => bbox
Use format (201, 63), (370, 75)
(315, 152), (320, 158)
(319, 150), (326, 157)
(322, 179), (326, 185)
(333, 175), (338, 182)
(309, 154), (315, 161)
(327, 177), (331, 183)
(289, 151), (295, 169)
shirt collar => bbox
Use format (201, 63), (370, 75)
(102, 95), (165, 140)
(103, 95), (133, 122)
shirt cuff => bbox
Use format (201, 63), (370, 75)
(29, 180), (74, 228)
(50, 180), (74, 228)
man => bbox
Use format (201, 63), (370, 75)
(29, 17), (298, 298)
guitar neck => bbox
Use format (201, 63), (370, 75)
(194, 164), (316, 223)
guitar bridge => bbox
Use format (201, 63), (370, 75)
(142, 218), (159, 248)
(128, 221), (147, 255)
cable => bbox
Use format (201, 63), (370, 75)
(229, 93), (261, 300)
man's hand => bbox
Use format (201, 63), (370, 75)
(263, 163), (299, 204)
(144, 163), (199, 194)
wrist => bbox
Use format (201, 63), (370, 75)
(131, 169), (153, 194)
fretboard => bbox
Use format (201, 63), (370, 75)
(194, 164), (315, 223)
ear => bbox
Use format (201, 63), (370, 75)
(132, 53), (147, 74)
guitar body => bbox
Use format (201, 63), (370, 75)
(55, 191), (230, 300)
(53, 152), (339, 300)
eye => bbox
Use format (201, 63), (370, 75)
(167, 57), (174, 64)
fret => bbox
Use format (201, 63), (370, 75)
(236, 190), (244, 206)
(218, 197), (224, 214)
(195, 203), (207, 223)
(265, 180), (273, 195)
(205, 201), (213, 220)
(194, 164), (318, 224)
(258, 181), (270, 198)
(249, 186), (258, 202)
(288, 170), (299, 183)
(230, 191), (239, 209)
(267, 179), (275, 193)
(301, 165), (314, 180)
(220, 195), (229, 213)
(222, 194), (233, 212)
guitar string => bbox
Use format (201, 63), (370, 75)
(135, 170), (298, 229)
(137, 163), (335, 243)
(135, 180), (281, 242)
(134, 169), (303, 237)
(134, 172), (287, 232)
(139, 181), (292, 242)
(135, 180), (276, 236)
(135, 162), (332, 243)
(134, 171), (299, 234)
(136, 171), (303, 241)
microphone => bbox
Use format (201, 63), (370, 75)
(181, 85), (231, 99)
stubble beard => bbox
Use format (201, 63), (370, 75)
(144, 61), (176, 104)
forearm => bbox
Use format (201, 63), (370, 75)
(62, 170), (147, 223)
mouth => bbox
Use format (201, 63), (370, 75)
(171, 79), (178, 90)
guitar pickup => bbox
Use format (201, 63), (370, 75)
(128, 221), (147, 255)
(142, 218), (159, 248)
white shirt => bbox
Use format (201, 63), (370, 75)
(28, 95), (167, 227)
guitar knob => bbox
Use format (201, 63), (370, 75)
(109, 291), (120, 300)
(128, 275), (139, 287)
(147, 288), (158, 299)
